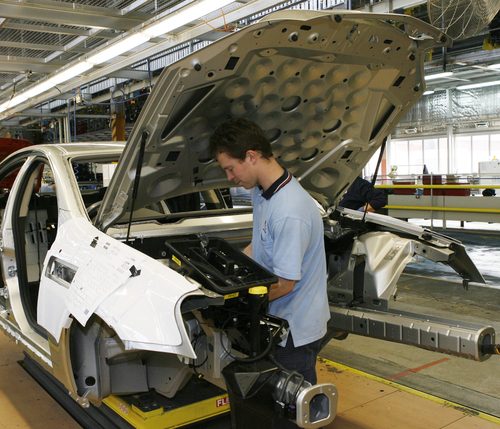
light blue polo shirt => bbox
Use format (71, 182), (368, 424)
(251, 174), (330, 348)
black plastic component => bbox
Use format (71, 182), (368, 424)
(225, 56), (240, 70)
(248, 290), (269, 357)
(393, 75), (406, 87)
(164, 235), (277, 294)
(448, 242), (485, 284)
(222, 360), (298, 429)
(352, 255), (366, 305)
(122, 377), (227, 411)
(223, 359), (278, 399)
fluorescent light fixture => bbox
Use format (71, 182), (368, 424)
(88, 0), (234, 63)
(24, 80), (56, 99)
(87, 33), (150, 65)
(22, 63), (92, 99)
(0, 93), (29, 113)
(457, 80), (500, 90)
(0, 62), (93, 114)
(144, 0), (234, 38)
(425, 72), (453, 81)
(47, 62), (93, 85)
(423, 90), (434, 95)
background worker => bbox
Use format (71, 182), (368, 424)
(209, 118), (330, 384)
(339, 176), (388, 213)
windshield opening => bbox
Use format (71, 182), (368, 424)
(71, 157), (251, 224)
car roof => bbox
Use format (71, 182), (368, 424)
(3, 142), (125, 161)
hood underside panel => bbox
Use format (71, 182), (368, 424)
(97, 10), (448, 230)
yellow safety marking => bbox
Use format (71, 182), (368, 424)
(376, 184), (500, 189)
(224, 292), (239, 300)
(171, 255), (181, 267)
(319, 358), (500, 425)
(386, 205), (500, 214)
(103, 393), (230, 429)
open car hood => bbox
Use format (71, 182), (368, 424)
(96, 9), (448, 231)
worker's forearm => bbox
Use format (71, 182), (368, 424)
(268, 278), (295, 301)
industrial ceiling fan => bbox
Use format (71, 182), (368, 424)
(428, 0), (500, 40)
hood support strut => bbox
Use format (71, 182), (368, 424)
(361, 137), (387, 223)
(126, 131), (148, 244)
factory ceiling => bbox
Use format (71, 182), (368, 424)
(0, 0), (499, 134)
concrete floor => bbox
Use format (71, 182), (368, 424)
(319, 358), (500, 429)
(0, 333), (80, 429)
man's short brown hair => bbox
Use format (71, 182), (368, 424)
(209, 118), (273, 160)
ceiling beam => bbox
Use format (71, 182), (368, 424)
(121, 0), (155, 15)
(11, 110), (110, 119)
(0, 0), (150, 30)
(0, 22), (119, 39)
(0, 40), (90, 54)
(0, 55), (64, 73)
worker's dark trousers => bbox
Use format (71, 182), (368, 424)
(272, 333), (323, 384)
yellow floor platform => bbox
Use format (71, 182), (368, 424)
(102, 384), (230, 428)
(0, 331), (499, 429)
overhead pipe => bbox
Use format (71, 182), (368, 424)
(58, 118), (63, 143)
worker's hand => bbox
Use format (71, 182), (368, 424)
(269, 277), (296, 301)
(243, 243), (252, 257)
(358, 203), (376, 213)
